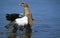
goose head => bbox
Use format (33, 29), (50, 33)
(20, 2), (29, 7)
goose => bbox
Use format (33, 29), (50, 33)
(5, 2), (34, 32)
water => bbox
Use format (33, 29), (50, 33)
(0, 0), (60, 38)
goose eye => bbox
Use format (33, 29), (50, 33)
(21, 3), (24, 4)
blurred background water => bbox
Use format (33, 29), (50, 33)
(0, 0), (60, 38)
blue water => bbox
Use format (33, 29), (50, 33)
(0, 0), (60, 38)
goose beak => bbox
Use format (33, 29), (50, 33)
(19, 2), (22, 6)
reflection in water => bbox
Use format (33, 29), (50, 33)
(7, 31), (32, 38)
(8, 33), (16, 38)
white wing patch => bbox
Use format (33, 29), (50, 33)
(15, 16), (28, 26)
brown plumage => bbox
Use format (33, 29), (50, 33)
(20, 2), (34, 26)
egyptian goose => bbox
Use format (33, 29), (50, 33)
(5, 2), (34, 32)
(20, 2), (34, 26)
